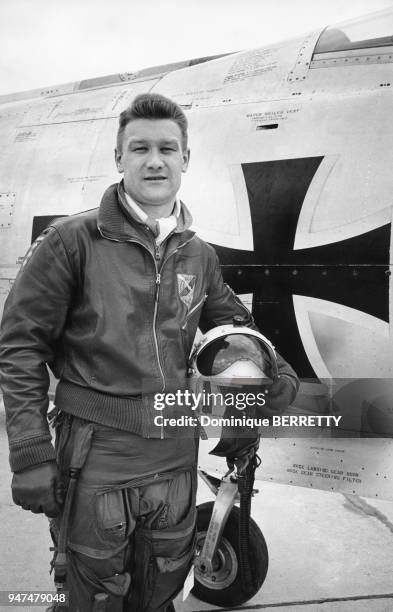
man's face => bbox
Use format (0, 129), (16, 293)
(115, 118), (190, 213)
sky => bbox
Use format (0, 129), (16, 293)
(1, 0), (393, 96)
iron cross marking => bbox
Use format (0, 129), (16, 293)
(212, 157), (391, 377)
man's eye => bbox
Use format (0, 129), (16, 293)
(162, 147), (175, 153)
(132, 147), (147, 152)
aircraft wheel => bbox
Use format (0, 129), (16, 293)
(192, 501), (268, 606)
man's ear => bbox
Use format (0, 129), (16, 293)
(114, 148), (123, 173)
(182, 148), (190, 173)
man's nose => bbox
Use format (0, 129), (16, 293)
(146, 148), (164, 169)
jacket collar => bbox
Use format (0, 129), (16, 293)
(97, 182), (195, 247)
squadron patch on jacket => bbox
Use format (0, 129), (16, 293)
(177, 274), (196, 310)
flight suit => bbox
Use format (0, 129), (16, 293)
(52, 415), (197, 611)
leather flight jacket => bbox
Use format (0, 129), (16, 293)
(0, 182), (299, 472)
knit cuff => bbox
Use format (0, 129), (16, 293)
(9, 435), (56, 473)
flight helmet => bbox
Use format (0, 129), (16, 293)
(189, 316), (278, 461)
(189, 316), (278, 386)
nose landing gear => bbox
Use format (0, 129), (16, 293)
(192, 471), (269, 607)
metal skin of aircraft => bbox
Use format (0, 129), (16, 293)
(1, 7), (393, 607)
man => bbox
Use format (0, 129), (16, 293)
(0, 93), (298, 611)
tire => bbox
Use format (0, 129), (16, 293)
(192, 501), (269, 607)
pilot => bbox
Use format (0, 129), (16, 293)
(0, 93), (299, 611)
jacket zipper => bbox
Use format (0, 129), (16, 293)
(153, 235), (195, 392)
(153, 269), (163, 439)
(152, 242), (165, 397)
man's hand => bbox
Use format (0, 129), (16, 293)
(261, 376), (296, 417)
(11, 461), (64, 518)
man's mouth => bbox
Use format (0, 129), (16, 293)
(144, 176), (167, 181)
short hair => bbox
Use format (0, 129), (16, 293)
(116, 93), (188, 152)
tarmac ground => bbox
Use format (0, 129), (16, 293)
(1, 405), (393, 612)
